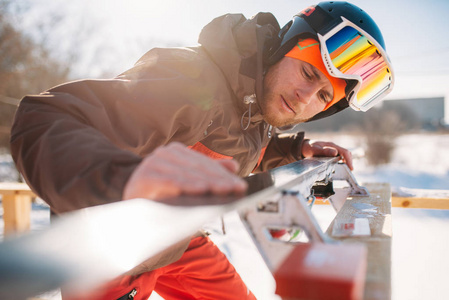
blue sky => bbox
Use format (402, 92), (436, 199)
(17, 0), (449, 102)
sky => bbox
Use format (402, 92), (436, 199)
(14, 0), (449, 118)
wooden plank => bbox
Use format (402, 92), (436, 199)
(312, 198), (330, 205)
(392, 187), (449, 209)
(392, 196), (449, 209)
(2, 194), (32, 235)
(0, 182), (36, 196)
(0, 182), (35, 235)
(316, 195), (449, 210)
(326, 182), (392, 300)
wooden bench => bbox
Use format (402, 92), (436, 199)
(326, 182), (392, 300)
(0, 182), (36, 236)
(283, 183), (449, 299)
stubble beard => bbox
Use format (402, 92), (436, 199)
(260, 88), (311, 128)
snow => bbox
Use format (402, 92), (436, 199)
(1, 133), (449, 300)
(353, 133), (449, 190)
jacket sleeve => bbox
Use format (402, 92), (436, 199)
(10, 48), (220, 213)
(254, 131), (305, 172)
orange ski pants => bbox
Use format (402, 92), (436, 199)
(64, 236), (256, 300)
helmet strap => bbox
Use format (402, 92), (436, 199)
(306, 98), (349, 122)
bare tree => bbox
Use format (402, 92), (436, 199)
(0, 0), (71, 151)
(363, 107), (407, 166)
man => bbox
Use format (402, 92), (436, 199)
(10, 1), (394, 299)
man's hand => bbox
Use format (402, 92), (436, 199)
(301, 139), (354, 170)
(123, 142), (247, 201)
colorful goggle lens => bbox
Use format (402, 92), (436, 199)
(325, 26), (392, 109)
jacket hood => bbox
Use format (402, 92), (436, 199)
(198, 13), (280, 123)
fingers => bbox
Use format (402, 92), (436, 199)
(154, 143), (246, 190)
(301, 140), (354, 170)
(123, 142), (247, 201)
(323, 143), (353, 170)
(321, 146), (338, 157)
(338, 146), (354, 170)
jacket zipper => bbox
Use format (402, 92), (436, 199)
(128, 288), (137, 299)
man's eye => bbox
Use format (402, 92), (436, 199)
(320, 93), (329, 103)
(303, 68), (313, 80)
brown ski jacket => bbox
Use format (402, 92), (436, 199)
(10, 13), (305, 214)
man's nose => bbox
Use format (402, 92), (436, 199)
(295, 84), (319, 105)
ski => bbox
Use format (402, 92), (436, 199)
(0, 157), (368, 299)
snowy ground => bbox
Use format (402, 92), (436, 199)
(1, 133), (449, 300)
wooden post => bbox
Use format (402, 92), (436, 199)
(0, 182), (36, 236)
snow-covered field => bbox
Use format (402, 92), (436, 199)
(1, 133), (449, 300)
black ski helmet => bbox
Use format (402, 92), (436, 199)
(266, 1), (389, 121)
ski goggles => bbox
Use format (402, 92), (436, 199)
(317, 17), (394, 111)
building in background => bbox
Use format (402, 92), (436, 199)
(384, 97), (445, 130)
(295, 96), (447, 133)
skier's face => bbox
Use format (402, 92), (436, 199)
(260, 57), (334, 127)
